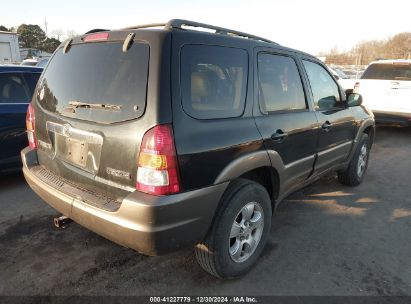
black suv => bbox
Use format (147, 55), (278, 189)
(22, 20), (375, 278)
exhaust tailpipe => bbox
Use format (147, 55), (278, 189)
(53, 215), (72, 228)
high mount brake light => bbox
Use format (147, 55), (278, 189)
(136, 124), (181, 195)
(84, 32), (109, 42)
(26, 103), (37, 149)
(353, 81), (360, 93)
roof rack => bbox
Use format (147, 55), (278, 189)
(123, 23), (167, 30)
(123, 19), (277, 44)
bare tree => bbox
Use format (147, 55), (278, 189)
(65, 30), (77, 39)
(324, 32), (411, 65)
(51, 29), (64, 41)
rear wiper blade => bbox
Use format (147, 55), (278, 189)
(67, 101), (122, 111)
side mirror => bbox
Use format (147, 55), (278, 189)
(346, 92), (363, 107)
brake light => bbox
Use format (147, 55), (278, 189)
(392, 61), (410, 65)
(136, 125), (181, 195)
(353, 81), (360, 93)
(26, 103), (37, 149)
(84, 32), (109, 42)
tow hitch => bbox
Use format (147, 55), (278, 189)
(53, 215), (72, 228)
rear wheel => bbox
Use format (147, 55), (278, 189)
(195, 179), (272, 278)
(338, 133), (370, 186)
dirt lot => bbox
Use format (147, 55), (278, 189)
(0, 126), (410, 296)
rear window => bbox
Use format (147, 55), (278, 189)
(361, 63), (411, 81)
(37, 42), (149, 124)
(181, 45), (248, 119)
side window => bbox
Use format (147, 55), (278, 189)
(181, 45), (248, 119)
(0, 73), (31, 104)
(257, 53), (306, 113)
(302, 60), (341, 110)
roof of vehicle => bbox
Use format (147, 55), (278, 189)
(0, 65), (43, 73)
(368, 59), (411, 65)
(79, 19), (317, 60)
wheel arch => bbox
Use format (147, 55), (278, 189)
(214, 151), (284, 210)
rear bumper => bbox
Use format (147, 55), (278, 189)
(21, 147), (228, 255)
(372, 110), (411, 126)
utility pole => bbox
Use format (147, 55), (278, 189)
(44, 18), (48, 37)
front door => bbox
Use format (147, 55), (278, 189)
(301, 59), (356, 175)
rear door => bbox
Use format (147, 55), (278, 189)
(0, 71), (40, 169)
(253, 49), (319, 190)
(301, 59), (356, 174)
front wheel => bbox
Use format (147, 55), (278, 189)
(338, 133), (370, 186)
(195, 179), (272, 278)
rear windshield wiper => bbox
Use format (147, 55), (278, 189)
(67, 101), (122, 111)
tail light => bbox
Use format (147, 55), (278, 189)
(353, 81), (360, 93)
(26, 103), (37, 149)
(136, 124), (181, 195)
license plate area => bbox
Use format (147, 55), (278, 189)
(65, 138), (88, 167)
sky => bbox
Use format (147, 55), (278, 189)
(1, 0), (410, 55)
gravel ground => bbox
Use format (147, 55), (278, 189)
(0, 126), (410, 296)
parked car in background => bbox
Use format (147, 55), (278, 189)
(0, 65), (42, 174)
(355, 59), (411, 125)
(21, 19), (374, 278)
(20, 59), (38, 66)
(329, 66), (356, 90)
(36, 58), (49, 68)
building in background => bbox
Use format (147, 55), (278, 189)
(0, 31), (21, 64)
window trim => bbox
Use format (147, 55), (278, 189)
(301, 58), (345, 112)
(179, 44), (249, 120)
(256, 51), (309, 116)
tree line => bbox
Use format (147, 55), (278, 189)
(0, 24), (77, 54)
(320, 32), (411, 66)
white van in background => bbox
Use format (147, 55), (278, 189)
(354, 59), (411, 126)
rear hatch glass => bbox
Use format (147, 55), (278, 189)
(361, 63), (411, 81)
(37, 41), (149, 124)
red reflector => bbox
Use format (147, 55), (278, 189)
(26, 103), (37, 149)
(84, 32), (109, 42)
(392, 61), (410, 65)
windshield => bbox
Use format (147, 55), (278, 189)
(37, 41), (149, 124)
(333, 68), (349, 79)
(361, 63), (411, 81)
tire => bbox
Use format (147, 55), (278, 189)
(195, 178), (272, 279)
(338, 133), (370, 186)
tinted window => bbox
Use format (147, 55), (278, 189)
(23, 72), (41, 93)
(258, 54), (306, 113)
(37, 42), (149, 124)
(361, 63), (411, 81)
(303, 60), (341, 110)
(181, 45), (248, 119)
(0, 73), (31, 103)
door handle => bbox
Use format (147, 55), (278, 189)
(271, 129), (288, 142)
(322, 121), (332, 131)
